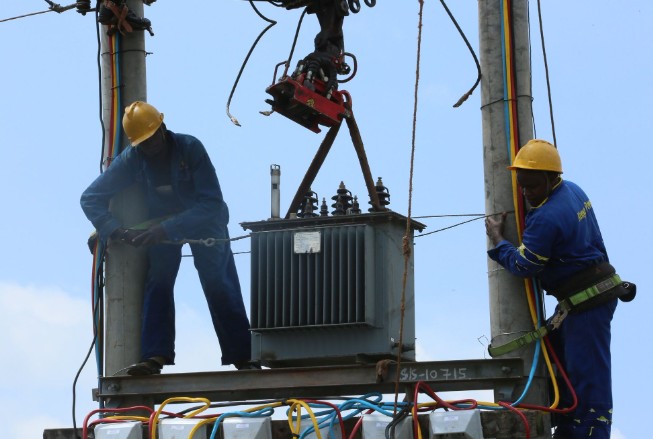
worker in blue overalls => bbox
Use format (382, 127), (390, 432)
(485, 139), (634, 438)
(81, 101), (255, 374)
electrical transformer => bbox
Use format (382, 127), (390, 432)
(241, 211), (424, 367)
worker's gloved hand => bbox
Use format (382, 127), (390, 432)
(485, 212), (508, 246)
(130, 224), (167, 247)
(110, 228), (145, 246)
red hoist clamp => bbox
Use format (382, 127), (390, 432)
(263, 64), (386, 216)
(265, 73), (351, 134)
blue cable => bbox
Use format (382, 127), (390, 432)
(292, 396), (410, 439)
(500, 0), (512, 158)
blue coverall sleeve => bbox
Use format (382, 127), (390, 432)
(487, 212), (559, 277)
(80, 153), (139, 240)
(159, 145), (227, 241)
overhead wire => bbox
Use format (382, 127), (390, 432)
(415, 211), (514, 238)
(0, 1), (77, 23)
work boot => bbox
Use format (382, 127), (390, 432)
(234, 360), (262, 370)
(125, 357), (164, 376)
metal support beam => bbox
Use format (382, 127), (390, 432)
(98, 359), (523, 405)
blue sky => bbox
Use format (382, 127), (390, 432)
(1, 1), (651, 438)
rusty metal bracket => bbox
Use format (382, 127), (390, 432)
(285, 104), (386, 218)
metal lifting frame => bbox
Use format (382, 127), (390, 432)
(285, 106), (386, 218)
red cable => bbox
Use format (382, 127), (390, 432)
(83, 406), (154, 439)
(498, 401), (530, 439)
(412, 382), (479, 439)
(299, 399), (346, 439)
(147, 410), (185, 438)
(347, 409), (373, 439)
(514, 336), (578, 414)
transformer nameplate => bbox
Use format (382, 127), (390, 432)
(293, 231), (321, 253)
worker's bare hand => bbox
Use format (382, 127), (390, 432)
(131, 224), (167, 247)
(485, 212), (508, 246)
(110, 228), (144, 246)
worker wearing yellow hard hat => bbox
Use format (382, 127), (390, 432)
(81, 101), (257, 375)
(122, 100), (164, 146)
(485, 139), (634, 439)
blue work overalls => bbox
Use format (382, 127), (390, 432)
(488, 179), (616, 438)
(81, 130), (251, 366)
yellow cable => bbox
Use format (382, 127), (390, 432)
(188, 417), (218, 439)
(151, 397), (211, 439)
(501, 0), (560, 410)
(286, 399), (322, 439)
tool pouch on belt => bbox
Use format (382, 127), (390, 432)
(550, 262), (636, 313)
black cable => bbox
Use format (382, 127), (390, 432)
(439, 0), (481, 108)
(384, 405), (411, 439)
(526, 2), (537, 139)
(282, 7), (308, 77)
(226, 0), (278, 126)
(72, 243), (105, 438)
(536, 0), (557, 147)
(96, 3), (106, 174)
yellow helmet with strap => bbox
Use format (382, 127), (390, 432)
(122, 101), (164, 146)
(508, 139), (563, 173)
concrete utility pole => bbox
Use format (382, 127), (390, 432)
(478, 0), (550, 414)
(100, 0), (148, 381)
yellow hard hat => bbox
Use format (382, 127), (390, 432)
(508, 139), (563, 173)
(122, 101), (164, 146)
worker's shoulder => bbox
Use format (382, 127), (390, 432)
(169, 131), (203, 147)
(169, 131), (208, 154)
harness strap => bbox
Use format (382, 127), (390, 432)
(487, 274), (622, 358)
(488, 325), (551, 358)
(559, 274), (621, 312)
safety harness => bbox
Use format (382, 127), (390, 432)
(488, 273), (631, 357)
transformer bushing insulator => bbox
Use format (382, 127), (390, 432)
(348, 195), (362, 214)
(331, 181), (353, 215)
(298, 190), (319, 218)
(320, 198), (329, 217)
(369, 176), (391, 212)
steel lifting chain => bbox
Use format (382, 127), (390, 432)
(164, 234), (251, 247)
